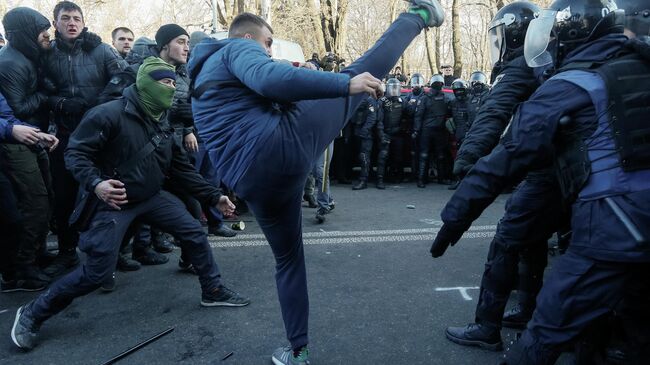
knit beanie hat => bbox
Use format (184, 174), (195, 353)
(155, 24), (188, 51)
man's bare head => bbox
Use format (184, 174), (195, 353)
(229, 12), (274, 57)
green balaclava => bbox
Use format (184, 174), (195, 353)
(136, 57), (176, 121)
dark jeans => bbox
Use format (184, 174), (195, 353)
(233, 13), (427, 350)
(0, 143), (51, 266)
(0, 168), (21, 278)
(475, 172), (562, 329)
(510, 250), (650, 364)
(50, 134), (79, 252)
(30, 191), (222, 321)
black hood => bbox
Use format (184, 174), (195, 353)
(54, 28), (102, 53)
(2, 7), (50, 61)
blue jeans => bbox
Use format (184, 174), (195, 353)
(30, 191), (222, 321)
(234, 13), (427, 350)
(311, 142), (334, 210)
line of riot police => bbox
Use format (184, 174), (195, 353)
(347, 71), (491, 190)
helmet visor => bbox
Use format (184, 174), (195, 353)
(524, 9), (556, 68)
(410, 75), (425, 88)
(488, 24), (506, 67)
(386, 83), (401, 97)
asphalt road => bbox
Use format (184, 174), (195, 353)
(0, 182), (561, 365)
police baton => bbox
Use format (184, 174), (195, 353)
(100, 327), (174, 365)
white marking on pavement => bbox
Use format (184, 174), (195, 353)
(435, 287), (480, 301)
(0, 309), (8, 315)
(207, 226), (496, 248)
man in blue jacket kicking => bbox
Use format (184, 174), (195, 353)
(189, 2), (443, 363)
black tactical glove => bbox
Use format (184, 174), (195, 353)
(453, 158), (474, 178)
(170, 100), (193, 123)
(58, 97), (88, 115)
(430, 224), (465, 258)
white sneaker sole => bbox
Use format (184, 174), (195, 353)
(11, 306), (25, 349)
(200, 300), (250, 307)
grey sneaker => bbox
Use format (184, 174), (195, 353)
(201, 285), (250, 307)
(409, 0), (445, 27)
(11, 304), (41, 350)
(272, 346), (310, 365)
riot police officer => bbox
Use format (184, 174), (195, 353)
(352, 96), (379, 190)
(414, 74), (451, 187)
(376, 78), (404, 189)
(432, 1), (567, 352)
(448, 79), (470, 146)
(467, 71), (490, 124)
(432, 0), (650, 363)
(403, 73), (426, 181)
(447, 79), (470, 190)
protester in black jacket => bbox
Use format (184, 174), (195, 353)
(0, 7), (51, 131)
(42, 1), (125, 278)
(11, 58), (250, 351)
(0, 7), (58, 291)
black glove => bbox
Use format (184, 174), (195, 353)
(59, 97), (88, 115)
(453, 158), (474, 178)
(430, 224), (465, 258)
(170, 100), (193, 123)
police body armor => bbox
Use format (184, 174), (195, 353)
(402, 92), (421, 133)
(422, 90), (448, 129)
(450, 97), (470, 140)
(351, 98), (370, 127)
(381, 96), (404, 136)
(553, 53), (650, 202)
(467, 87), (489, 126)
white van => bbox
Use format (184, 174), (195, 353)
(209, 31), (305, 63)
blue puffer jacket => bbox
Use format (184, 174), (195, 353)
(188, 38), (349, 189)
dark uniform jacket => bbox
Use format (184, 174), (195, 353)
(43, 29), (124, 133)
(65, 85), (222, 207)
(414, 89), (449, 131)
(353, 97), (379, 140)
(455, 52), (540, 168)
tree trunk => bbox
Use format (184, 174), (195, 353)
(307, 0), (327, 56)
(424, 29), (436, 76)
(451, 0), (463, 78)
(260, 0), (272, 24)
(333, 0), (349, 57)
(434, 27), (441, 74)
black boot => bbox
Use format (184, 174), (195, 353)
(376, 176), (386, 190)
(448, 180), (460, 190)
(152, 232), (175, 253)
(352, 179), (367, 190)
(303, 193), (318, 208)
(417, 177), (426, 188)
(445, 323), (503, 351)
(502, 303), (534, 329)
(43, 250), (80, 277)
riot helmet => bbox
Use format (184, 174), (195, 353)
(488, 1), (541, 67)
(410, 73), (425, 88)
(386, 78), (402, 97)
(469, 71), (488, 92)
(451, 79), (468, 99)
(618, 0), (650, 36)
(430, 74), (444, 91)
(524, 0), (624, 68)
